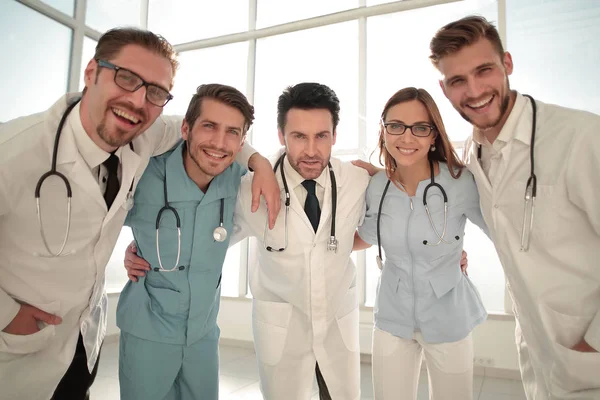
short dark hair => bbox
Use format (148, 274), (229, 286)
(94, 27), (179, 86)
(429, 15), (505, 68)
(277, 82), (340, 132)
(184, 84), (254, 134)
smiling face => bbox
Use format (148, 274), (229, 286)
(80, 44), (174, 152)
(278, 108), (336, 180)
(181, 98), (246, 190)
(383, 100), (436, 170)
(437, 38), (514, 136)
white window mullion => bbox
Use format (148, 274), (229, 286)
(67, 0), (87, 93)
(239, 0), (258, 297)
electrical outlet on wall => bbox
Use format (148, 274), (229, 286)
(473, 357), (494, 366)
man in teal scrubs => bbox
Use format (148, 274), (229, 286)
(116, 83), (253, 400)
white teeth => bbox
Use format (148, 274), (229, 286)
(112, 108), (140, 124)
(205, 151), (226, 158)
(468, 96), (493, 108)
(398, 148), (417, 154)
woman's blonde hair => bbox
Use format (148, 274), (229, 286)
(377, 87), (464, 181)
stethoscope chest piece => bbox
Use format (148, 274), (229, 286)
(375, 255), (383, 270)
(327, 236), (338, 253)
(213, 225), (228, 242)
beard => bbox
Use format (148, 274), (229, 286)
(96, 121), (137, 148)
(288, 154), (329, 180)
(459, 91), (511, 131)
(186, 141), (232, 179)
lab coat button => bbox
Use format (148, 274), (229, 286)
(494, 204), (499, 209)
(313, 243), (316, 248)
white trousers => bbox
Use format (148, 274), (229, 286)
(372, 328), (474, 400)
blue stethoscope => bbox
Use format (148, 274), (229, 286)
(476, 94), (537, 252)
(35, 98), (134, 258)
(154, 161), (227, 272)
(375, 159), (459, 270)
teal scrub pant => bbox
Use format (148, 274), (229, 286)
(119, 331), (219, 400)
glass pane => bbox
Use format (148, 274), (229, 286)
(507, 0), (600, 114)
(364, 0), (505, 312)
(105, 228), (134, 292)
(79, 37), (98, 91)
(40, 0), (75, 16)
(0, 1), (71, 122)
(254, 21), (359, 156)
(86, 0), (142, 34)
(148, 0), (248, 44)
(163, 42), (249, 116)
(257, 0), (358, 28)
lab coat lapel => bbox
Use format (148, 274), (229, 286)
(465, 136), (492, 194)
(289, 182), (316, 234)
(104, 144), (141, 225)
(315, 159), (342, 237)
(56, 127), (107, 211)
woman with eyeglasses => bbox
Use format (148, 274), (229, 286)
(354, 87), (489, 400)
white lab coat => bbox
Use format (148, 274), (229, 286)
(232, 156), (369, 400)
(0, 94), (180, 400)
(464, 93), (600, 399)
(0, 94), (256, 400)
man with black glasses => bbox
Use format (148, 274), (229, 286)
(0, 27), (279, 400)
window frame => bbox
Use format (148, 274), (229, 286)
(16, 0), (512, 314)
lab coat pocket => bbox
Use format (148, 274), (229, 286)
(0, 300), (60, 355)
(252, 299), (293, 366)
(336, 286), (360, 353)
(429, 265), (462, 299)
(539, 303), (600, 394)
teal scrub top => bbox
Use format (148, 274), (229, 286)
(116, 141), (245, 346)
(358, 163), (489, 343)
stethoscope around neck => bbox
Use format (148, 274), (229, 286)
(34, 97), (135, 258)
(263, 153), (338, 253)
(375, 159), (459, 270)
(154, 171), (228, 273)
(476, 94), (537, 252)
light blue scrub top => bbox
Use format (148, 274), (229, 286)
(358, 163), (489, 343)
(116, 141), (245, 346)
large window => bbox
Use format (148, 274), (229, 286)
(253, 21), (359, 155)
(85, 0), (143, 33)
(506, 0), (600, 115)
(0, 1), (71, 122)
(148, 0), (249, 44)
(7, 0), (599, 312)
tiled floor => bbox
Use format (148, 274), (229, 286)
(91, 340), (527, 399)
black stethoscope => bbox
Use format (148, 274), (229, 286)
(264, 153), (338, 253)
(154, 166), (227, 272)
(35, 98), (134, 258)
(375, 159), (460, 270)
(476, 94), (537, 252)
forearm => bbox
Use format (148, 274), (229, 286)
(353, 231), (372, 251)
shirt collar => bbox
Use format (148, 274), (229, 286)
(283, 155), (329, 191)
(69, 101), (126, 168)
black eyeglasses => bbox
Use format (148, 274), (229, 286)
(381, 120), (435, 137)
(96, 59), (173, 107)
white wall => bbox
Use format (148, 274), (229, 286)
(106, 293), (520, 376)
